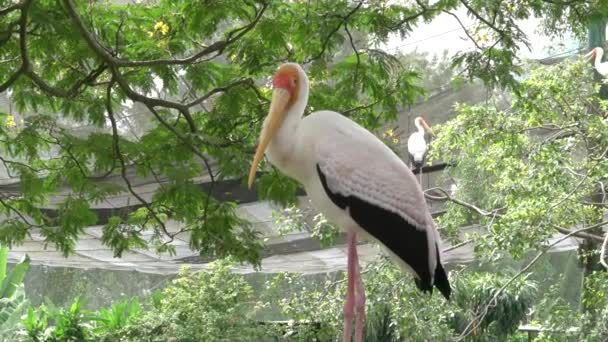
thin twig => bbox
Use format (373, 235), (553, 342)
(546, 146), (608, 213)
(442, 238), (473, 253)
(105, 81), (172, 241)
(459, 0), (505, 36)
(444, 11), (482, 50)
(424, 187), (500, 217)
(303, 1), (363, 63)
(344, 23), (360, 83)
(0, 196), (41, 227)
(185, 78), (255, 108)
(388, 0), (434, 30)
(426, 187), (605, 242)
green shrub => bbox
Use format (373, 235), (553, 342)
(113, 260), (280, 341)
(0, 247), (31, 340)
(451, 272), (537, 341)
(19, 297), (94, 342)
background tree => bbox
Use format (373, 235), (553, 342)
(428, 59), (608, 338)
(0, 0), (606, 267)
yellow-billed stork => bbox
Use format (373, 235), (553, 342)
(247, 63), (451, 342)
(585, 47), (608, 78)
(407, 116), (431, 182)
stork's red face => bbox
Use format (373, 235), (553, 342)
(272, 65), (300, 105)
(248, 64), (301, 188)
(585, 48), (598, 59)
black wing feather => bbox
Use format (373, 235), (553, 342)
(316, 164), (450, 299)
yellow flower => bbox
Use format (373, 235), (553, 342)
(260, 87), (272, 97)
(5, 116), (16, 128)
(385, 128), (394, 137)
(392, 138), (399, 144)
(154, 21), (170, 36)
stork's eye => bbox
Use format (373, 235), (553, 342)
(291, 78), (297, 86)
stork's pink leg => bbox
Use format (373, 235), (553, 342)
(353, 237), (366, 342)
(344, 230), (357, 342)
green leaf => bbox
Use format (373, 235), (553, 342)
(0, 254), (30, 298)
(0, 247), (7, 282)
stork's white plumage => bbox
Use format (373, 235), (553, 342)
(407, 116), (430, 174)
(248, 63), (450, 342)
(585, 47), (608, 78)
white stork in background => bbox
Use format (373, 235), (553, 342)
(585, 47), (608, 78)
(247, 63), (451, 342)
(407, 116), (432, 183)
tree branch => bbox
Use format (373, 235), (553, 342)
(109, 65), (188, 112)
(63, 0), (268, 146)
(62, 0), (268, 67)
(105, 81), (172, 240)
(0, 156), (45, 176)
(344, 23), (360, 83)
(24, 64), (107, 99)
(389, 0), (436, 30)
(426, 187), (606, 242)
(541, 0), (582, 5)
(445, 10), (482, 50)
(142, 104), (215, 185)
(341, 86), (400, 116)
(546, 146), (608, 213)
(0, 0), (33, 92)
(0, 1), (24, 16)
(442, 238), (473, 253)
(341, 100), (381, 116)
(0, 69), (24, 93)
(425, 187), (501, 217)
(552, 222), (607, 243)
(11, 0), (108, 98)
(185, 78), (256, 108)
(304, 0), (363, 63)
(459, 0), (505, 36)
(0, 196), (41, 228)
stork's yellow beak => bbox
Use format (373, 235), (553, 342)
(247, 88), (291, 188)
(420, 119), (435, 136)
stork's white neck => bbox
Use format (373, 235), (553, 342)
(414, 119), (424, 133)
(273, 102), (305, 147)
(265, 85), (309, 180)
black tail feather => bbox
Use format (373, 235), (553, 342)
(413, 248), (451, 300)
(433, 248), (451, 300)
(414, 277), (432, 294)
(410, 156), (424, 170)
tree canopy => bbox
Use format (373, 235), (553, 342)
(431, 60), (608, 258)
(0, 0), (606, 267)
